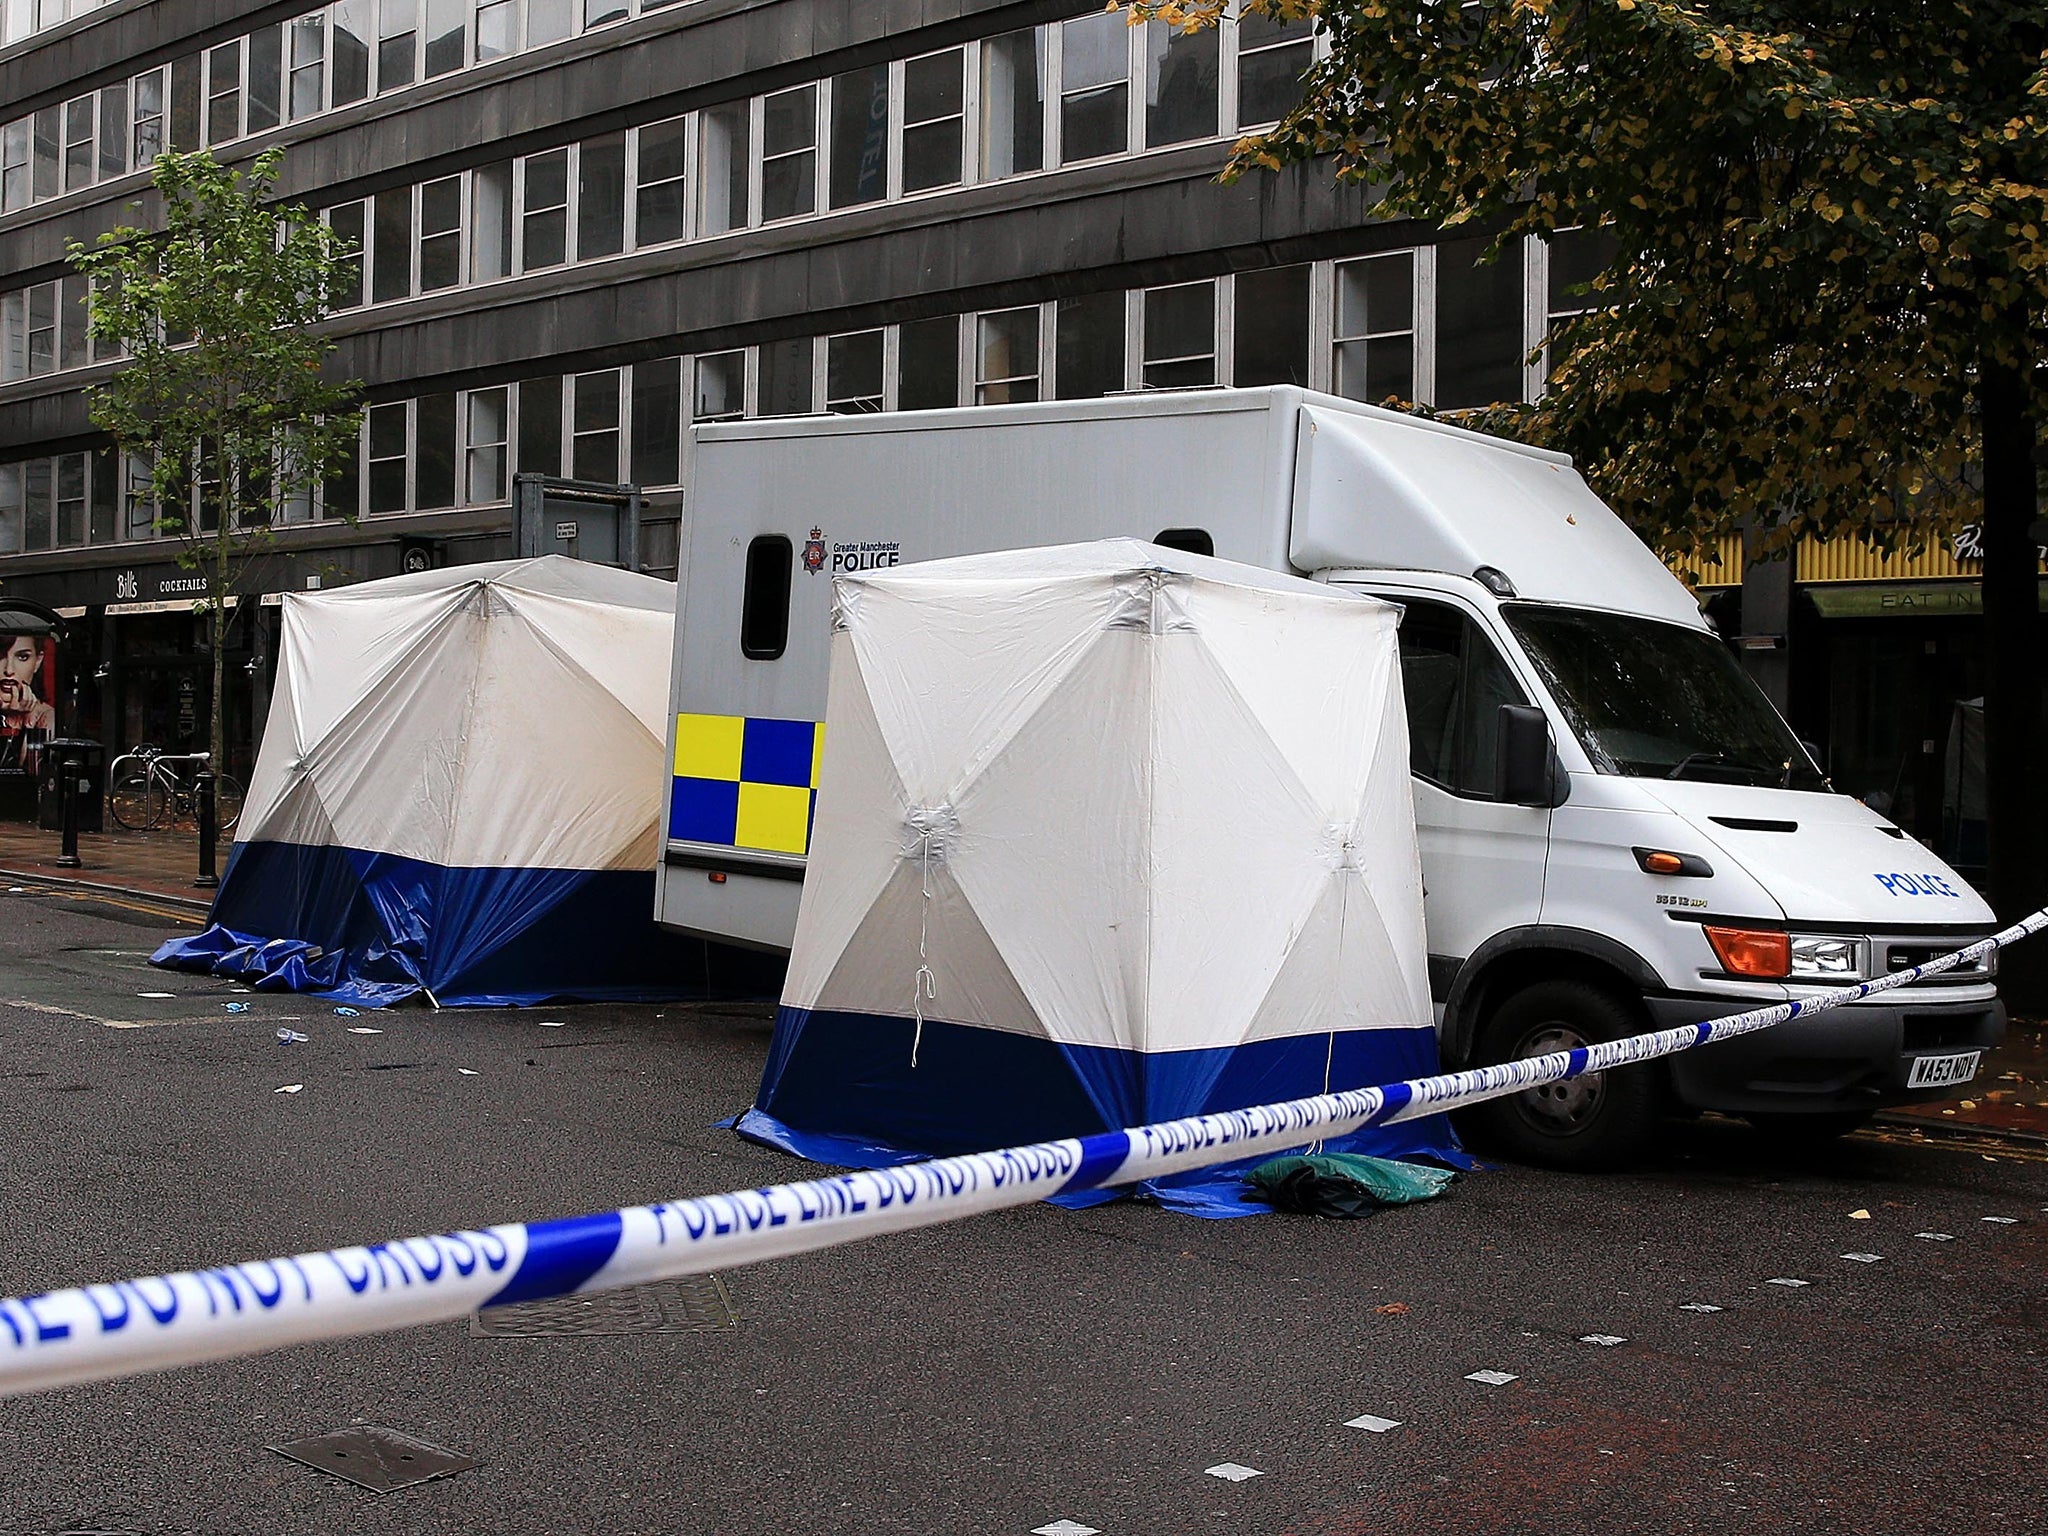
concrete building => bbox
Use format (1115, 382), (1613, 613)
(1, 0), (2036, 877)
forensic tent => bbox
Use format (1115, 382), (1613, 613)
(156, 556), (769, 1007)
(737, 539), (1458, 1214)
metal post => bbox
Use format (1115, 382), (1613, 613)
(55, 743), (81, 869)
(194, 763), (219, 889)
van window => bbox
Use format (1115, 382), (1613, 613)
(740, 535), (793, 659)
(1396, 600), (1527, 797)
(1152, 527), (1213, 556)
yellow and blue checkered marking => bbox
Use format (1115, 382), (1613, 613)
(668, 713), (824, 856)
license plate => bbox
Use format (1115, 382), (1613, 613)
(1907, 1050), (1981, 1088)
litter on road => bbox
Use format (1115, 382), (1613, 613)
(345, 1026), (382, 1034)
(1345, 1414), (1402, 1433)
(274, 1084), (303, 1094)
(1466, 1370), (1518, 1386)
(223, 1002), (250, 1013)
(1841, 1253), (1883, 1263)
(276, 1029), (309, 1044)
(1766, 1278), (1811, 1288)
(1678, 1303), (1724, 1313)
(1982, 1215), (2018, 1224)
(1205, 1464), (1262, 1482)
(1848, 1209), (1870, 1219)
(1916, 1232), (1955, 1242)
(1031, 1522), (1100, 1536)
(1580, 1334), (1627, 1346)
(136, 992), (174, 999)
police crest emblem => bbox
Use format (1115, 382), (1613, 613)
(802, 527), (827, 573)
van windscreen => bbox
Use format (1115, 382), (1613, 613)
(1503, 606), (1827, 790)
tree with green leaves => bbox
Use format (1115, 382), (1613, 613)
(1151, 0), (2048, 1000)
(68, 147), (361, 785)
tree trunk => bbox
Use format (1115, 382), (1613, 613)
(1976, 357), (2045, 1014)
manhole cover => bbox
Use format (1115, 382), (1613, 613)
(269, 1425), (477, 1493)
(469, 1275), (736, 1337)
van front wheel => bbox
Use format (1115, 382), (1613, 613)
(1459, 980), (1660, 1171)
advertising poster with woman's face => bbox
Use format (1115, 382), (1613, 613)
(0, 630), (57, 773)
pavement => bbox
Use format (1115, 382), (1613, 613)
(3, 886), (2047, 1535)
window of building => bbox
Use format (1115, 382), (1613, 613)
(631, 357), (682, 486)
(740, 535), (792, 659)
(518, 375), (563, 475)
(584, 0), (625, 29)
(761, 86), (818, 223)
(1333, 251), (1415, 404)
(415, 392), (458, 508)
(979, 27), (1044, 179)
(828, 64), (890, 210)
(322, 434), (360, 520)
(206, 40), (243, 147)
(55, 454), (87, 547)
(331, 0), (372, 105)
(418, 176), (462, 291)
(976, 307), (1039, 404)
(577, 132), (627, 259)
(26, 282), (55, 376)
(328, 201), (366, 308)
(1060, 12), (1129, 163)
(128, 71), (165, 166)
(372, 185), (414, 302)
(825, 331), (884, 413)
(758, 336), (814, 416)
(379, 0), (419, 92)
(0, 120), (26, 213)
(1143, 20), (1217, 147)
(366, 403), (409, 512)
(1236, 5), (1312, 127)
(58, 274), (88, 371)
(1232, 264), (1310, 386)
(88, 277), (124, 365)
(88, 450), (118, 542)
(521, 148), (569, 269)
(288, 14), (327, 119)
(32, 107), (60, 199)
(424, 0), (465, 77)
(472, 162), (513, 279)
(0, 464), (19, 556)
(97, 84), (128, 180)
(697, 102), (749, 235)
(1055, 291), (1124, 399)
(694, 351), (746, 420)
(526, 0), (571, 48)
(635, 117), (688, 246)
(23, 460), (52, 550)
(1543, 224), (1618, 381)
(571, 371), (621, 482)
(0, 291), (24, 381)
(897, 315), (959, 409)
(465, 386), (509, 502)
(168, 54), (203, 151)
(1142, 281), (1215, 388)
(248, 25), (284, 133)
(902, 48), (965, 193)
(62, 96), (94, 193)
(1436, 235), (1525, 408)
(475, 0), (518, 60)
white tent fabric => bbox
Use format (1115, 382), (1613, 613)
(743, 540), (1451, 1208)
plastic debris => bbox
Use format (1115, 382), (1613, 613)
(1580, 1334), (1627, 1346)
(1841, 1252), (1883, 1263)
(137, 992), (176, 999)
(458, 1068), (480, 1076)
(274, 1084), (303, 1094)
(1032, 1523), (1100, 1536)
(1915, 1232), (1955, 1242)
(1465, 1370), (1517, 1386)
(223, 1002), (251, 1013)
(1765, 1278), (1811, 1288)
(539, 1021), (565, 1028)
(1982, 1215), (2019, 1225)
(1345, 1414), (1402, 1433)
(1205, 1464), (1262, 1482)
(1678, 1303), (1724, 1313)
(276, 1028), (310, 1044)
(1246, 1153), (1456, 1217)
(1848, 1209), (1871, 1220)
(346, 1026), (383, 1034)
(333, 1007), (361, 1017)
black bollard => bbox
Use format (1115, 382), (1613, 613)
(194, 764), (219, 889)
(55, 742), (81, 869)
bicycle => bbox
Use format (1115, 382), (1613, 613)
(106, 745), (244, 833)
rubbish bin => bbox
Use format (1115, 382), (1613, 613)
(37, 739), (104, 834)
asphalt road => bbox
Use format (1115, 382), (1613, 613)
(3, 883), (2045, 1536)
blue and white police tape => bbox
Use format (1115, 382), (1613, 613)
(3, 905), (2043, 1399)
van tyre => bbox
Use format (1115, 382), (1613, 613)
(1460, 980), (1661, 1171)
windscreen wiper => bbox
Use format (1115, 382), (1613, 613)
(1666, 752), (1775, 784)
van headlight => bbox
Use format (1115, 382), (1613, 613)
(1789, 934), (1865, 980)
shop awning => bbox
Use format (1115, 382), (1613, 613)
(0, 600), (62, 634)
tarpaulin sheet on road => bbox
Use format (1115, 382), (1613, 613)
(739, 540), (1459, 1212)
(154, 557), (778, 1007)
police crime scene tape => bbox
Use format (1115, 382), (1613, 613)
(3, 906), (2043, 1399)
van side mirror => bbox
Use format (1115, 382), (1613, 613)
(1496, 704), (1566, 807)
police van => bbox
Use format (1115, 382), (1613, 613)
(655, 387), (2004, 1166)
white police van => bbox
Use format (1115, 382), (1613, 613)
(655, 387), (2003, 1166)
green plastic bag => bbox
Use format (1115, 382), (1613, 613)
(1245, 1152), (1457, 1219)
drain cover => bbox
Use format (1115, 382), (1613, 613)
(470, 1275), (736, 1337)
(269, 1425), (477, 1493)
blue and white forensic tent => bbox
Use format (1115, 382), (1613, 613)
(155, 556), (758, 1007)
(737, 539), (1458, 1213)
